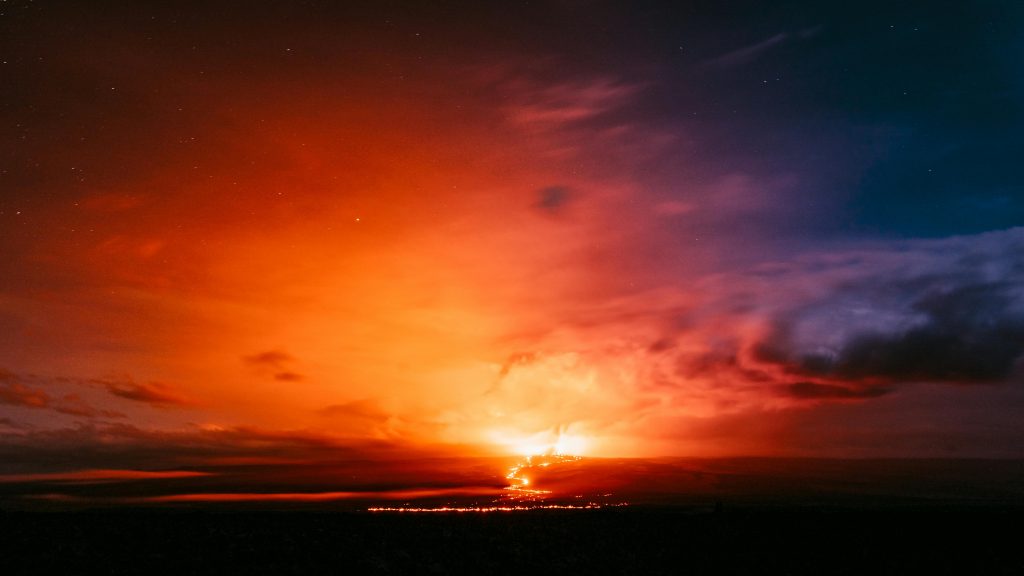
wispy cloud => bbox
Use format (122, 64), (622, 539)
(0, 469), (210, 483)
(244, 350), (304, 383)
(244, 350), (295, 367)
(55, 394), (126, 419)
(0, 423), (480, 502)
(100, 380), (190, 407)
(534, 185), (573, 215)
(504, 77), (642, 131)
(702, 32), (789, 68)
(0, 383), (49, 409)
(0, 376), (125, 419)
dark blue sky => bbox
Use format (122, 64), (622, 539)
(600, 0), (1024, 237)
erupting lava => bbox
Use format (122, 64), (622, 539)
(367, 433), (621, 512)
(503, 452), (581, 501)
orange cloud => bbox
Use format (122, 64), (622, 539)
(0, 383), (49, 409)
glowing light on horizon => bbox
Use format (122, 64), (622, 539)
(501, 432), (586, 501)
(361, 431), (616, 513)
(496, 430), (590, 458)
(368, 503), (627, 513)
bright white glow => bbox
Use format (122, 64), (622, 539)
(493, 428), (589, 458)
(553, 434), (586, 456)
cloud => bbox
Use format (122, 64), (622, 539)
(0, 377), (126, 419)
(606, 227), (1024, 412)
(0, 417), (25, 430)
(653, 201), (695, 217)
(0, 422), (477, 502)
(743, 231), (1024, 391)
(703, 32), (789, 68)
(0, 383), (49, 409)
(454, 227), (1024, 455)
(101, 380), (190, 407)
(0, 469), (211, 483)
(244, 349), (305, 383)
(534, 185), (572, 214)
(0, 423), (357, 474)
(54, 394), (126, 419)
(786, 382), (891, 400)
(504, 77), (641, 130)
(319, 399), (388, 420)
(758, 283), (1024, 385)
(244, 350), (295, 367)
(317, 399), (412, 440)
(273, 371), (303, 382)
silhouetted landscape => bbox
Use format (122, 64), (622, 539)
(5, 457), (1024, 510)
(4, 506), (1023, 574)
(3, 458), (1023, 574)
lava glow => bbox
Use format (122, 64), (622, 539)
(503, 453), (582, 500)
(366, 435), (601, 512)
(501, 433), (585, 500)
(367, 503), (625, 513)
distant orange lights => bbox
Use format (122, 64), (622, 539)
(367, 503), (626, 513)
(363, 442), (622, 513)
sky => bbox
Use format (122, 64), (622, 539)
(1, 0), (1024, 502)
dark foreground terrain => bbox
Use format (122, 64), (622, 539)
(3, 506), (1022, 575)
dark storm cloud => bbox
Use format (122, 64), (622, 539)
(766, 284), (1024, 384)
(541, 228), (1024, 415)
(748, 229), (1024, 390)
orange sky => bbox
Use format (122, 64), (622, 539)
(3, 2), (1024, 495)
(0, 16), (723, 458)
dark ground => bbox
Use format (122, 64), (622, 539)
(3, 506), (1022, 575)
